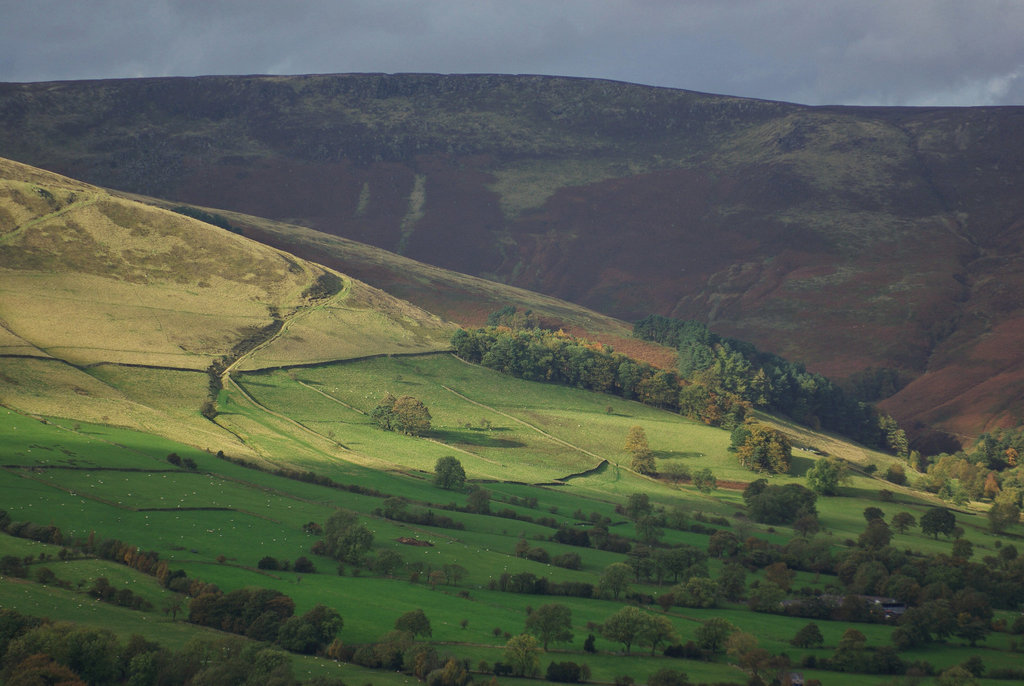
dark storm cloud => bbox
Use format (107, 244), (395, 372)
(2, 0), (1022, 106)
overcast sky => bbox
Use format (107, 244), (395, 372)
(2, 0), (1023, 106)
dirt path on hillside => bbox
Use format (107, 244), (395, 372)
(213, 272), (364, 456)
(222, 271), (352, 379)
(1, 192), (101, 246)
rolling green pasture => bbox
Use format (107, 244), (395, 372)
(1, 353), (1016, 685)
(232, 353), (741, 486)
(9, 156), (1015, 684)
(0, 576), (209, 649)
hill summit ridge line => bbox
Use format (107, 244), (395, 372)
(2, 73), (1024, 444)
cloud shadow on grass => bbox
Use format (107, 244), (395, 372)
(430, 429), (526, 449)
(788, 454), (815, 477)
(655, 450), (705, 460)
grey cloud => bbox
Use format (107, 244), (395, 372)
(1, 0), (1022, 106)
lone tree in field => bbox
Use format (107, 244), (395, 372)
(624, 492), (653, 520)
(624, 425), (656, 475)
(322, 509), (374, 564)
(891, 511), (916, 534)
(632, 449), (656, 476)
(598, 563), (632, 600)
(600, 606), (647, 655)
(503, 634), (541, 677)
(373, 393), (432, 436)
(434, 456), (466, 491)
(395, 609), (432, 638)
(863, 506), (885, 522)
(920, 507), (956, 538)
(525, 603), (573, 650)
(791, 622), (824, 648)
(393, 396), (432, 435)
(371, 392), (398, 430)
(466, 486), (490, 513)
(692, 467), (717, 494)
(696, 617), (737, 654)
(638, 613), (678, 655)
(806, 457), (847, 495)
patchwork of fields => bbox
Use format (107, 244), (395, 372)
(2, 351), (1017, 684)
(2, 158), (1019, 685)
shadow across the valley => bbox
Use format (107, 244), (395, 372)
(788, 454), (815, 477)
(655, 450), (705, 460)
(431, 429), (526, 449)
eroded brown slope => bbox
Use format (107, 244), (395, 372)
(2, 74), (1023, 443)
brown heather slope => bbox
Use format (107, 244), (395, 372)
(2, 74), (1024, 445)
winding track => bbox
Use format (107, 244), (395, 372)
(212, 282), (618, 481)
(215, 271), (357, 455)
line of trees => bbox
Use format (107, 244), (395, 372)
(188, 589), (342, 655)
(379, 496), (466, 530)
(0, 609), (346, 686)
(452, 327), (682, 406)
(0, 510), (212, 599)
(451, 327), (748, 428)
(343, 610), (474, 685)
(0, 513), (348, 658)
(633, 314), (903, 449)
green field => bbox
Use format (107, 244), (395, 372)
(2, 351), (1019, 685)
(2, 159), (1020, 685)
(229, 354), (739, 485)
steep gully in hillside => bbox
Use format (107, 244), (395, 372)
(870, 123), (1024, 449)
(205, 284), (361, 458)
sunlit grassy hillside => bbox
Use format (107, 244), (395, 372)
(115, 190), (679, 372)
(2, 158), (1018, 686)
(1, 376), (1014, 685)
(0, 157), (454, 450)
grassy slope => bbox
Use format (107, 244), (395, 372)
(1, 157), (1017, 684)
(1, 365), (1017, 684)
(0, 158), (453, 369)
(0, 157), (454, 454)
(116, 191), (680, 372)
